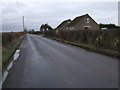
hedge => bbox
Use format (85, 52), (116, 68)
(44, 29), (120, 52)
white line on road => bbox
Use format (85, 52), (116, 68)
(2, 49), (21, 87)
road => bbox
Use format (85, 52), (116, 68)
(3, 34), (118, 88)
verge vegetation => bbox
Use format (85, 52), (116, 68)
(43, 29), (120, 59)
(2, 32), (24, 68)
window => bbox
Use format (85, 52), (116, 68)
(86, 18), (90, 23)
(84, 26), (91, 30)
(85, 27), (89, 29)
(68, 21), (71, 24)
(70, 27), (75, 30)
(66, 27), (69, 30)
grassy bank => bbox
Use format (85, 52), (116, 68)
(44, 35), (119, 59)
(2, 36), (24, 68)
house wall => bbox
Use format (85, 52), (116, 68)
(74, 15), (99, 30)
(56, 20), (71, 31)
(57, 22), (70, 30)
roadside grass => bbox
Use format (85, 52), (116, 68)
(44, 36), (119, 59)
(2, 36), (24, 68)
(38, 33), (44, 36)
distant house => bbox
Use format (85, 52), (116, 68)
(40, 23), (53, 31)
(55, 19), (71, 31)
(67, 14), (99, 30)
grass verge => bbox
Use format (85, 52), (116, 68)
(44, 36), (119, 59)
(2, 36), (24, 68)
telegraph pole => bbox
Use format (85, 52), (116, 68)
(22, 16), (25, 31)
(118, 1), (120, 26)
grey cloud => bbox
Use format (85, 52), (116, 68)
(2, 22), (23, 32)
(2, 2), (118, 32)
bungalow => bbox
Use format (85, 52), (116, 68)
(67, 14), (99, 30)
(55, 19), (71, 31)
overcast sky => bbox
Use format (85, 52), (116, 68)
(1, 1), (119, 32)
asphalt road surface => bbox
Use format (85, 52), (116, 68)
(3, 34), (118, 88)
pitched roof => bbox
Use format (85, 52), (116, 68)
(56, 19), (71, 29)
(67, 14), (89, 27)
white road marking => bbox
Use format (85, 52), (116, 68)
(2, 49), (21, 86)
(2, 71), (8, 84)
(13, 50), (20, 61)
(7, 61), (14, 71)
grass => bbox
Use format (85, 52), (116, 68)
(44, 35), (119, 59)
(2, 36), (24, 68)
(38, 33), (44, 36)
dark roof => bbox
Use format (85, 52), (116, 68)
(67, 14), (89, 27)
(56, 19), (71, 29)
